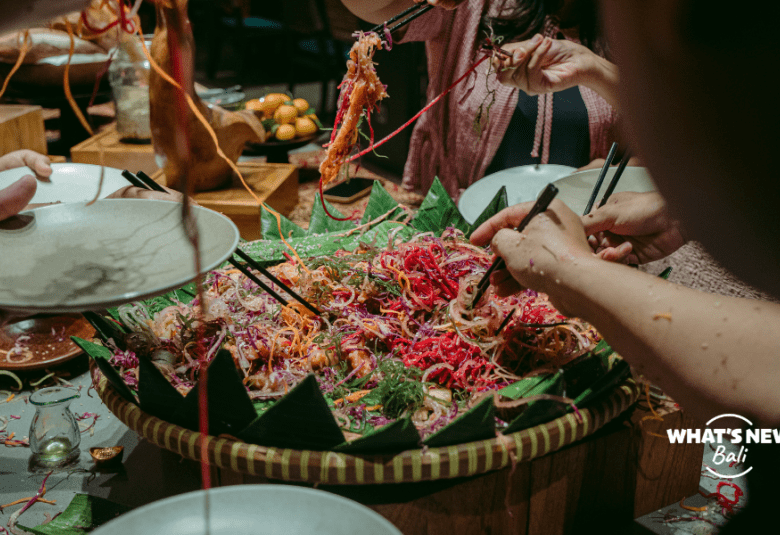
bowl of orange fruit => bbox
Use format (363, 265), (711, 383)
(244, 93), (323, 160)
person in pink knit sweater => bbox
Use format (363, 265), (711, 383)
(341, 0), (624, 199)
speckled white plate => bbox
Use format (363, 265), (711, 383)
(0, 163), (131, 205)
(553, 166), (657, 215)
(0, 199), (239, 313)
(91, 485), (402, 535)
(458, 164), (577, 224)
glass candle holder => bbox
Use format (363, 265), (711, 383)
(29, 387), (81, 467)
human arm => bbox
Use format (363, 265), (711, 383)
(494, 35), (620, 109)
(581, 191), (687, 263)
(471, 200), (780, 427)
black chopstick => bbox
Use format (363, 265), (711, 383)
(122, 170), (149, 190)
(471, 183), (560, 307)
(582, 142), (618, 216)
(597, 149), (631, 208)
(227, 258), (290, 307)
(233, 248), (321, 316)
(368, 3), (434, 35)
(136, 170), (168, 193)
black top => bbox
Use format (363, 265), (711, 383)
(485, 86), (591, 174)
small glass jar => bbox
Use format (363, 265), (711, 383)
(109, 35), (152, 142)
(29, 387), (81, 467)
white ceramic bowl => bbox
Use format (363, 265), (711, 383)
(553, 166), (656, 215)
(91, 485), (402, 535)
(0, 163), (131, 205)
(458, 164), (577, 224)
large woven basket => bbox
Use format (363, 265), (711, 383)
(91, 363), (641, 485)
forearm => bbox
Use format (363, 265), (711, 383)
(581, 55), (620, 109)
(553, 257), (780, 426)
(340, 0), (416, 24)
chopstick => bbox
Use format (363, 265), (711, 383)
(233, 248), (321, 316)
(582, 142), (618, 216)
(121, 170), (149, 190)
(471, 182), (560, 308)
(123, 169), (321, 315)
(136, 170), (168, 193)
(368, 2), (434, 35)
(597, 149), (631, 208)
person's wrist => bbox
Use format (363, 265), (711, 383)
(581, 55), (620, 108)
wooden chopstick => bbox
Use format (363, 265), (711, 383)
(597, 149), (631, 208)
(582, 142), (618, 216)
(233, 248), (321, 316)
(471, 183), (560, 308)
(368, 3), (434, 35)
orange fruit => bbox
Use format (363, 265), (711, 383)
(295, 117), (317, 137)
(245, 98), (263, 111)
(292, 98), (310, 115)
(274, 105), (298, 125)
(275, 124), (296, 141)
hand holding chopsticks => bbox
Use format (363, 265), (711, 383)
(471, 182), (559, 308)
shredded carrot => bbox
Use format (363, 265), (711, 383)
(679, 496), (707, 512)
(365, 404), (382, 411)
(2, 394), (15, 404)
(332, 390), (371, 406)
(0, 31), (30, 100)
(653, 312), (672, 321)
(0, 497), (55, 510)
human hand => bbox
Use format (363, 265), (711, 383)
(582, 191), (686, 264)
(471, 199), (592, 313)
(0, 150), (53, 221)
(493, 35), (598, 95)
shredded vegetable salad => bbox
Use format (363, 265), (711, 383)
(107, 230), (599, 437)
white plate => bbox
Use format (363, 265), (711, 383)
(0, 199), (239, 313)
(0, 163), (131, 204)
(553, 166), (657, 215)
(91, 485), (402, 535)
(458, 164), (577, 224)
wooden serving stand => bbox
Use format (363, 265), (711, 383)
(211, 402), (702, 535)
(70, 123), (158, 176)
(150, 161), (298, 240)
(0, 104), (46, 155)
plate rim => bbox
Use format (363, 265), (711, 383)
(92, 484), (402, 535)
(0, 199), (239, 314)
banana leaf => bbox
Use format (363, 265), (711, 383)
(423, 395), (495, 448)
(466, 185), (508, 238)
(360, 181), (405, 225)
(237, 374), (345, 451)
(169, 349), (257, 437)
(260, 204), (306, 240)
(308, 193), (356, 235)
(137, 356), (186, 425)
(334, 418), (421, 454)
(411, 177), (470, 236)
(17, 494), (131, 535)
